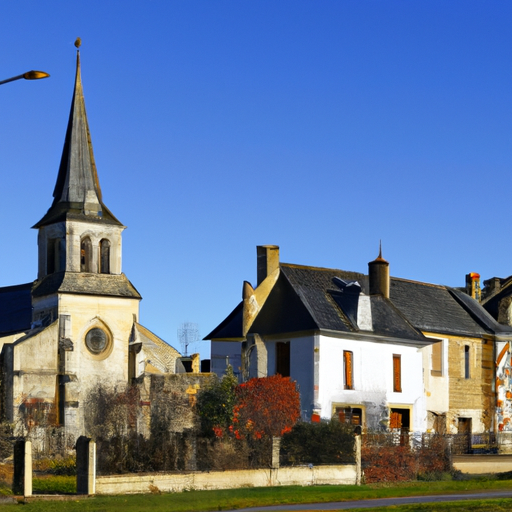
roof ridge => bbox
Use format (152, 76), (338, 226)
(281, 262), (365, 275)
(390, 276), (446, 289)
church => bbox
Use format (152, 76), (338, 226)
(0, 49), (182, 437)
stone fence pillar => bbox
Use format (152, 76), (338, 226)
(76, 436), (96, 495)
(271, 437), (281, 469)
(355, 434), (361, 485)
(13, 439), (32, 496)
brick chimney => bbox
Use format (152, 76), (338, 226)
(368, 245), (390, 299)
(257, 245), (279, 286)
(465, 273), (481, 301)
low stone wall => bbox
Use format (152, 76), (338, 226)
(453, 455), (512, 474)
(95, 465), (358, 495)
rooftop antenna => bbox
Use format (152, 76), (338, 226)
(178, 322), (200, 356)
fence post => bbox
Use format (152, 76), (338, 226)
(76, 436), (96, 495)
(13, 439), (32, 496)
(355, 434), (361, 485)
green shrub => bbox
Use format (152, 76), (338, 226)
(34, 455), (76, 476)
(280, 419), (355, 465)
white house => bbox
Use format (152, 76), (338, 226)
(207, 245), (508, 434)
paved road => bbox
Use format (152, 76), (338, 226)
(222, 490), (512, 511)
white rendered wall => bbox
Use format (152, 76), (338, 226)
(317, 335), (426, 432)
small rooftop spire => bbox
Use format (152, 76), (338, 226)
(374, 241), (388, 263)
(34, 41), (121, 228)
(368, 242), (390, 298)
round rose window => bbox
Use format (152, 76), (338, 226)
(85, 327), (108, 354)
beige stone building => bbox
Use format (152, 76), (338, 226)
(0, 50), (182, 438)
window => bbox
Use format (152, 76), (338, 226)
(47, 239), (56, 274)
(389, 408), (410, 433)
(276, 341), (290, 377)
(464, 345), (470, 379)
(85, 327), (108, 354)
(46, 238), (62, 274)
(336, 406), (362, 426)
(80, 237), (92, 272)
(393, 354), (402, 392)
(99, 239), (111, 274)
(343, 350), (353, 389)
(431, 341), (442, 377)
(84, 326), (112, 359)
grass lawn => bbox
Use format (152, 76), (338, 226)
(0, 480), (510, 511)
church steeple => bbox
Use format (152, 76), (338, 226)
(33, 44), (127, 281)
(34, 47), (121, 228)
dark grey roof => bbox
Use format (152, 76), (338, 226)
(390, 278), (493, 337)
(32, 271), (141, 299)
(0, 283), (32, 337)
(34, 51), (122, 229)
(281, 265), (427, 342)
(206, 261), (506, 342)
(449, 287), (512, 335)
(204, 302), (243, 340)
(481, 277), (512, 321)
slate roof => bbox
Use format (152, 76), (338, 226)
(32, 271), (141, 299)
(34, 50), (122, 229)
(390, 278), (492, 337)
(481, 276), (512, 320)
(0, 283), (32, 337)
(206, 262), (509, 342)
(132, 323), (181, 374)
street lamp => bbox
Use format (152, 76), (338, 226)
(0, 70), (50, 86)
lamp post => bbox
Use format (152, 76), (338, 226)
(0, 70), (50, 86)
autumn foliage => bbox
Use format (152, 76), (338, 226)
(233, 375), (301, 440)
(196, 372), (301, 469)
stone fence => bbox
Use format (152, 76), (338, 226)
(13, 435), (362, 496)
(96, 465), (358, 495)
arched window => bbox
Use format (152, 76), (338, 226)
(99, 239), (111, 274)
(80, 237), (92, 272)
(47, 239), (57, 275)
(46, 238), (65, 275)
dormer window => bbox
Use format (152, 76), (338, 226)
(80, 237), (92, 272)
(99, 239), (111, 274)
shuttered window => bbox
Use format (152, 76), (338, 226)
(393, 354), (402, 392)
(431, 341), (442, 377)
(344, 351), (353, 389)
(336, 406), (362, 426)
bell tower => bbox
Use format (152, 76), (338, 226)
(31, 45), (140, 325)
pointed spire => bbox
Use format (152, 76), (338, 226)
(34, 43), (121, 228)
(373, 240), (388, 263)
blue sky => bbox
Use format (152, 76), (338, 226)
(1, 2), (511, 358)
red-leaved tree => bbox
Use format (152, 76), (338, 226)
(232, 375), (301, 440)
